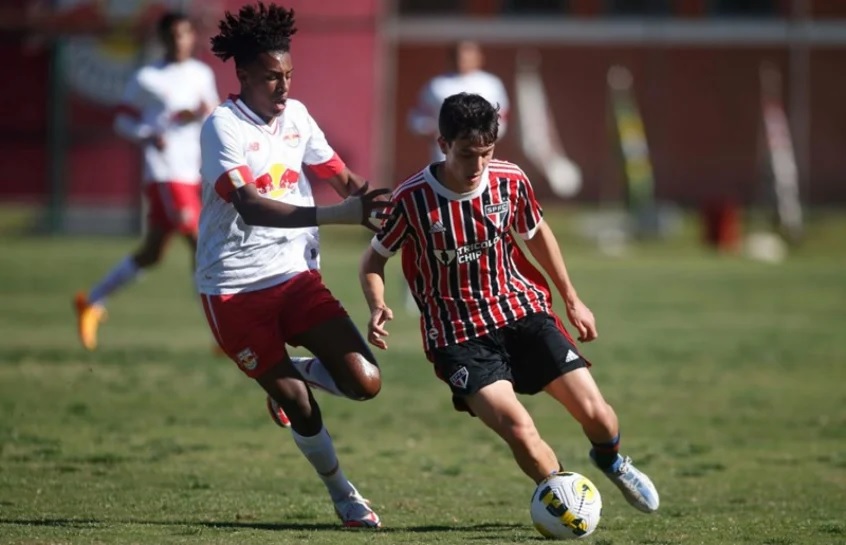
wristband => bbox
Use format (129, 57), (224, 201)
(315, 196), (363, 225)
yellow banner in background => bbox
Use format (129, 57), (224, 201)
(607, 65), (655, 213)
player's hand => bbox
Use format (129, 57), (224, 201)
(146, 134), (165, 151)
(172, 103), (208, 124)
(367, 305), (394, 350)
(172, 109), (196, 124)
(565, 298), (598, 343)
(352, 181), (393, 232)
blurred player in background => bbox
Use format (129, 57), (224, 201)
(199, 2), (388, 528)
(74, 11), (218, 350)
(361, 93), (660, 515)
(404, 40), (510, 312)
(408, 40), (509, 163)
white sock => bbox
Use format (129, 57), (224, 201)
(291, 357), (344, 397)
(88, 256), (140, 306)
(291, 426), (354, 502)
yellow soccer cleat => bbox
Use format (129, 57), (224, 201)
(73, 292), (106, 351)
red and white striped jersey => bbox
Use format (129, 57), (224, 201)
(372, 160), (552, 351)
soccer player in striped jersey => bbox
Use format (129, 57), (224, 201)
(74, 11), (218, 350)
(360, 92), (659, 514)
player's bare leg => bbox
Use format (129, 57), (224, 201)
(544, 368), (618, 442)
(544, 369), (659, 513)
(257, 360), (381, 528)
(289, 316), (382, 401)
(74, 228), (170, 350)
(464, 380), (560, 483)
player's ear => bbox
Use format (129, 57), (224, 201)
(437, 136), (449, 156)
(235, 66), (249, 86)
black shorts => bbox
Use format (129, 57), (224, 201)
(429, 312), (589, 414)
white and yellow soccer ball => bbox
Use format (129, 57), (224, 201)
(530, 472), (602, 540)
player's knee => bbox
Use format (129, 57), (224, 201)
(339, 353), (381, 401)
(134, 248), (164, 268)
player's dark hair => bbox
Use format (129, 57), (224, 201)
(157, 11), (190, 39)
(438, 92), (499, 146)
(210, 2), (297, 67)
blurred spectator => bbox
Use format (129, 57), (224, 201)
(407, 40), (510, 162)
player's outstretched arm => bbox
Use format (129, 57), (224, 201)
(321, 167), (368, 199)
(230, 182), (391, 230)
(523, 222), (598, 343)
(359, 246), (393, 350)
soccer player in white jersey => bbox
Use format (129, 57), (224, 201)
(361, 93), (660, 515)
(197, 3), (389, 529)
(74, 11), (219, 350)
(408, 41), (510, 163)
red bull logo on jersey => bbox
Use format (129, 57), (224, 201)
(255, 163), (300, 199)
(236, 348), (258, 371)
(283, 127), (301, 147)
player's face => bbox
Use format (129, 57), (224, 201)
(163, 20), (195, 62)
(439, 137), (494, 191)
(238, 51), (293, 121)
(454, 41), (483, 74)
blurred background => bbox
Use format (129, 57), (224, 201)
(0, 0), (843, 250)
(0, 3), (844, 543)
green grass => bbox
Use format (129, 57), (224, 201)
(0, 207), (844, 544)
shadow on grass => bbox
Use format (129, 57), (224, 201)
(0, 518), (525, 534)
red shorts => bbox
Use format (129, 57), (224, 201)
(144, 181), (201, 235)
(200, 270), (349, 378)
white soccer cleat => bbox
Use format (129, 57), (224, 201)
(333, 491), (382, 529)
(590, 451), (660, 513)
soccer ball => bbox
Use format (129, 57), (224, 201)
(530, 472), (602, 540)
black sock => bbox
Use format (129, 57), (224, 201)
(590, 434), (621, 470)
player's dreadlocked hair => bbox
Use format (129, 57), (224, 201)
(210, 2), (297, 67)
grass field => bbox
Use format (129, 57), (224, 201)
(0, 207), (844, 545)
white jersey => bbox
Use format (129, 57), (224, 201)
(196, 97), (345, 295)
(114, 58), (219, 184)
(408, 70), (510, 161)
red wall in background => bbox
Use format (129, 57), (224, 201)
(0, 0), (384, 206)
(0, 21), (50, 200)
(392, 44), (846, 205)
(2, 2), (845, 208)
(207, 0), (384, 202)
